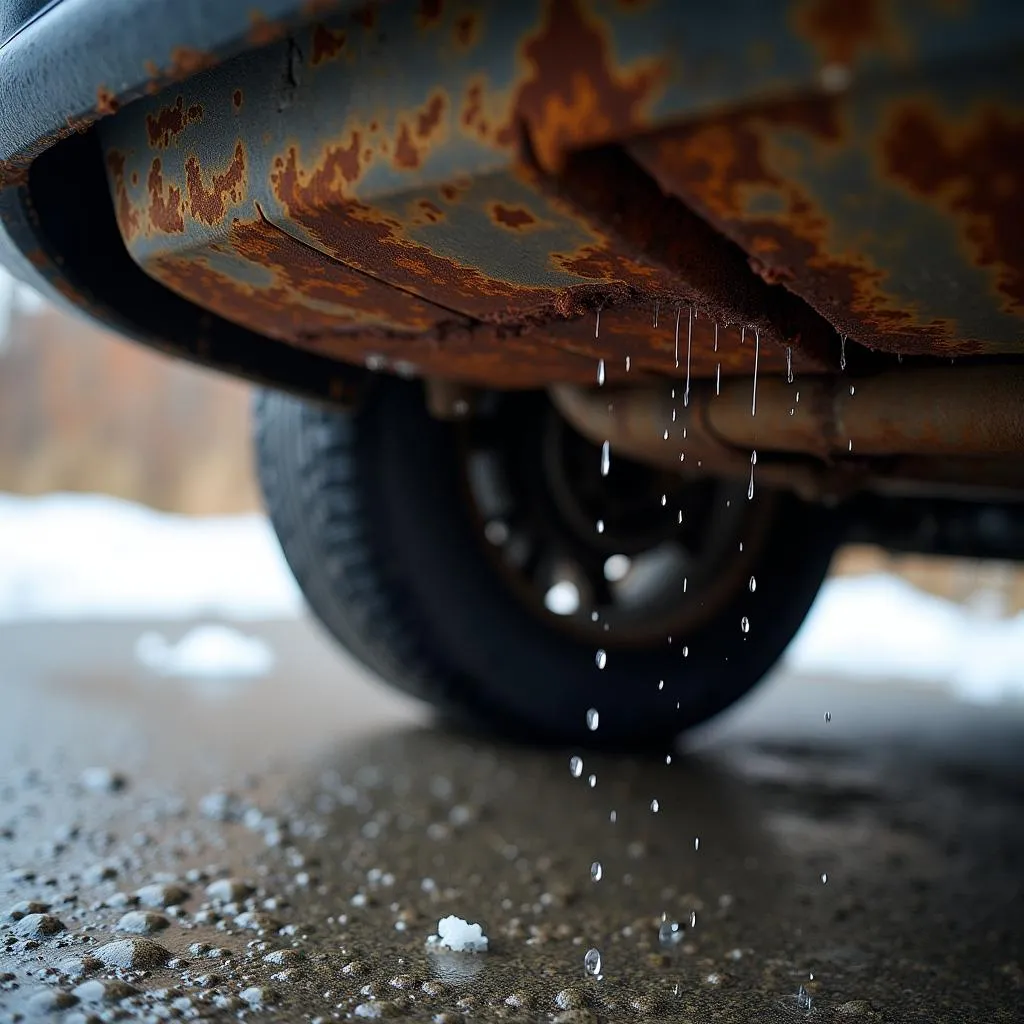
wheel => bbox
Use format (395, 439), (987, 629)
(254, 378), (840, 749)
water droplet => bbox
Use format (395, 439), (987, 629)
(597, 358), (605, 386)
(786, 345), (794, 384)
(849, 384), (855, 396)
(749, 575), (756, 593)
(596, 519), (605, 534)
(797, 985), (813, 1010)
(661, 493), (667, 506)
(600, 440), (610, 477)
(681, 645), (689, 657)
(848, 438), (853, 452)
(569, 756), (583, 778)
(665, 753), (672, 764)
(751, 327), (760, 416)
(714, 322), (721, 395)
(840, 333), (847, 371)
(741, 616), (750, 633)
(674, 307), (681, 368)
(684, 306), (693, 407)
(653, 300), (659, 328)
(663, 429), (669, 440)
(821, 872), (828, 884)
(824, 711), (832, 723)
(658, 680), (664, 691)
(747, 450), (757, 500)
(584, 948), (602, 976)
(591, 862), (603, 882)
(658, 918), (683, 948)
(694, 837), (700, 851)
(595, 308), (601, 338)
(586, 708), (600, 731)
(650, 799), (660, 813)
(588, 774), (597, 788)
(609, 809), (617, 823)
(595, 649), (607, 670)
(625, 355), (631, 372)
(689, 910), (697, 928)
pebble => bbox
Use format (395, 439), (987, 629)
(239, 985), (273, 1006)
(13, 913), (65, 939)
(79, 767), (127, 793)
(72, 978), (140, 1003)
(27, 989), (79, 1015)
(92, 937), (171, 970)
(53, 956), (102, 979)
(135, 882), (189, 908)
(206, 877), (255, 902)
(4, 900), (49, 921)
(116, 910), (169, 934)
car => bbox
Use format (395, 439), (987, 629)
(3, 0), (1022, 747)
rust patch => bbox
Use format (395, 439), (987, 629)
(393, 93), (447, 170)
(232, 89), (244, 111)
(884, 101), (1024, 316)
(96, 87), (120, 116)
(146, 96), (204, 149)
(508, 0), (669, 170)
(310, 23), (347, 64)
(415, 199), (445, 224)
(454, 13), (480, 50)
(167, 47), (218, 79)
(147, 158), (185, 234)
(106, 150), (140, 243)
(490, 203), (537, 230)
(794, 0), (888, 66)
(418, 0), (443, 28)
(247, 11), (283, 47)
(184, 142), (247, 225)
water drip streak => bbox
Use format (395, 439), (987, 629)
(684, 306), (693, 407)
(674, 307), (681, 368)
(751, 328), (760, 417)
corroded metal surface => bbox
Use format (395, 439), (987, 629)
(95, 0), (1024, 385)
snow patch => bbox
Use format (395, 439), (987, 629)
(0, 493), (302, 621)
(786, 573), (1024, 704)
(134, 625), (275, 679)
(427, 916), (489, 953)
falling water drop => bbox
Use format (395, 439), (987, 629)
(586, 708), (600, 731)
(674, 306), (681, 368)
(597, 358), (605, 386)
(681, 645), (689, 657)
(694, 837), (700, 851)
(824, 711), (832, 723)
(653, 300), (660, 328)
(591, 861), (603, 882)
(658, 680), (664, 691)
(689, 910), (697, 929)
(749, 576), (757, 593)
(849, 384), (856, 396)
(740, 616), (750, 633)
(658, 918), (683, 948)
(625, 355), (631, 372)
(747, 450), (757, 501)
(684, 306), (693, 407)
(588, 774), (597, 788)
(600, 440), (610, 477)
(821, 873), (828, 884)
(849, 439), (853, 452)
(584, 948), (602, 977)
(570, 755), (584, 778)
(650, 798), (660, 813)
(840, 333), (847, 370)
(786, 345), (794, 384)
(665, 754), (673, 764)
(661, 494), (667, 506)
(596, 519), (605, 534)
(595, 649), (607, 669)
(663, 429), (669, 440)
(751, 328), (760, 416)
(595, 308), (601, 338)
(610, 810), (617, 823)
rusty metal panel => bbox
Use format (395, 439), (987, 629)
(98, 0), (1024, 385)
(630, 59), (1024, 356)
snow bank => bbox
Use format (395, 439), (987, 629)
(786, 573), (1024, 704)
(0, 493), (302, 621)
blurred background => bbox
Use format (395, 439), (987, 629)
(1, 266), (1022, 701)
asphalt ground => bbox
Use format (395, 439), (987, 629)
(1, 617), (1022, 1022)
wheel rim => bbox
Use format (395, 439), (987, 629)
(455, 391), (778, 648)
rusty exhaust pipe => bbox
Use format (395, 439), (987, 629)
(550, 366), (1024, 495)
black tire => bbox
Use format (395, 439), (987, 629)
(254, 379), (840, 749)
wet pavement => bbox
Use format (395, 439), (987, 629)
(1, 617), (1022, 1022)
